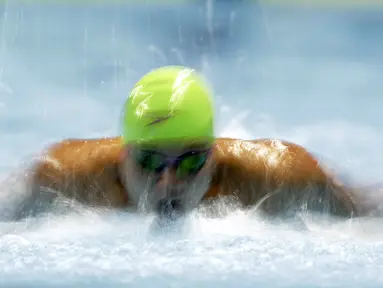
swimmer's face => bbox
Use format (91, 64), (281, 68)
(120, 141), (215, 219)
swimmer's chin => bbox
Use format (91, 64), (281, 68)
(154, 198), (185, 227)
(149, 213), (186, 236)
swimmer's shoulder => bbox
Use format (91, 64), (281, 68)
(207, 137), (312, 197)
(30, 136), (127, 206)
(35, 136), (123, 175)
(209, 138), (355, 214)
(213, 137), (322, 178)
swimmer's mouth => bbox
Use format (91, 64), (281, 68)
(156, 198), (184, 220)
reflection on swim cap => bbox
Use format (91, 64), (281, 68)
(122, 66), (215, 144)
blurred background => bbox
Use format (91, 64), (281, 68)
(0, 1), (383, 286)
(0, 1), (383, 179)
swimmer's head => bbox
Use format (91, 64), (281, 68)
(120, 66), (216, 219)
(122, 65), (214, 144)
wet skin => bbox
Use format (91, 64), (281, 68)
(21, 136), (379, 221)
(119, 141), (214, 219)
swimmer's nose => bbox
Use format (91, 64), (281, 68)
(156, 167), (179, 188)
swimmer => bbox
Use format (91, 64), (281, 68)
(20, 66), (379, 220)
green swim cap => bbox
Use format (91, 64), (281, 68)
(122, 66), (215, 144)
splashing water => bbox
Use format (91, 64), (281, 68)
(0, 1), (383, 287)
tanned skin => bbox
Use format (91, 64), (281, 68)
(17, 136), (371, 220)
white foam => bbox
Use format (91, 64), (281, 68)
(1, 2), (383, 287)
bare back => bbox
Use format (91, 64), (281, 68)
(30, 137), (129, 208)
(205, 138), (357, 217)
(28, 137), (357, 217)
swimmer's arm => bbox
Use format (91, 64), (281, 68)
(9, 156), (71, 220)
(304, 171), (383, 218)
(17, 138), (99, 219)
(317, 167), (383, 217)
(344, 182), (383, 217)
